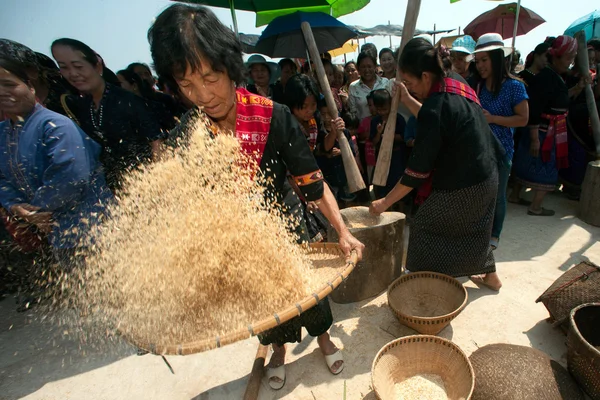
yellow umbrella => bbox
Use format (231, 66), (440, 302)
(328, 40), (358, 57)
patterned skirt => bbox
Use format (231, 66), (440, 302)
(513, 128), (557, 191)
(407, 174), (498, 277)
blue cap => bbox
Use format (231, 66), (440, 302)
(451, 35), (476, 55)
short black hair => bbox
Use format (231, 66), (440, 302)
(128, 62), (152, 74)
(117, 69), (154, 98)
(278, 58), (297, 72)
(344, 60), (356, 69)
(51, 38), (120, 85)
(371, 89), (391, 107)
(357, 51), (377, 69)
(588, 38), (600, 51)
(379, 47), (394, 60)
(361, 43), (378, 61)
(0, 39), (38, 73)
(0, 57), (31, 83)
(399, 38), (445, 80)
(341, 110), (360, 129)
(148, 4), (245, 95)
(284, 74), (320, 111)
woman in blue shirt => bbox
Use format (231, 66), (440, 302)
(0, 56), (111, 255)
(473, 34), (529, 249)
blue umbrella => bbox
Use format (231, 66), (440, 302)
(565, 10), (600, 40)
(254, 11), (358, 58)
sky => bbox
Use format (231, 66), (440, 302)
(1, 0), (596, 73)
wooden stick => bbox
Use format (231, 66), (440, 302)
(575, 31), (600, 156)
(373, 0), (422, 186)
(301, 21), (366, 193)
(242, 343), (268, 400)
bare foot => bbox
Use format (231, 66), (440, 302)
(470, 273), (502, 291)
(317, 333), (343, 373)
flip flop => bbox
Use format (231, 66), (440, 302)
(324, 350), (344, 375)
(527, 208), (555, 216)
(265, 365), (286, 390)
(469, 275), (501, 291)
(508, 198), (532, 206)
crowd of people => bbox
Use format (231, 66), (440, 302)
(1, 2), (599, 391)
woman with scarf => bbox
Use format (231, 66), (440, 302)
(149, 4), (364, 390)
(510, 36), (578, 216)
(51, 39), (165, 193)
(370, 38), (504, 291)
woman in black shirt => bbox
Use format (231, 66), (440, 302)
(370, 38), (504, 290)
(51, 38), (164, 192)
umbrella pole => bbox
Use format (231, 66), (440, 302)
(300, 22), (366, 193)
(373, 0), (422, 187)
(229, 0), (239, 36)
(509, 0), (521, 65)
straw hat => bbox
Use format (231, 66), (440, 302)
(473, 33), (513, 57)
(245, 54), (279, 84)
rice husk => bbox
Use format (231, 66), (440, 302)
(70, 115), (323, 345)
(394, 374), (447, 400)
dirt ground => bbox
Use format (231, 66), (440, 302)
(1, 191), (599, 400)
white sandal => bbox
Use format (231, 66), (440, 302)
(265, 365), (286, 390)
(324, 350), (344, 375)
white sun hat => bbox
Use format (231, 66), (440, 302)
(473, 33), (513, 57)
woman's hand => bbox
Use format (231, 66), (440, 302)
(338, 231), (364, 261)
(482, 109), (496, 124)
(376, 123), (385, 135)
(392, 80), (411, 105)
(306, 201), (319, 212)
(369, 198), (389, 215)
(331, 147), (342, 157)
(332, 117), (345, 132)
(10, 204), (53, 232)
(529, 138), (541, 157)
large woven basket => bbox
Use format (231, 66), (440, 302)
(568, 303), (600, 400)
(387, 272), (467, 335)
(371, 335), (474, 400)
(469, 344), (584, 400)
(119, 242), (357, 355)
(536, 261), (600, 326)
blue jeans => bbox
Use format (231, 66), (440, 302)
(492, 157), (512, 239)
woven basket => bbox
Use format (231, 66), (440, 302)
(371, 335), (474, 400)
(119, 242), (357, 355)
(387, 272), (467, 335)
(469, 344), (584, 400)
(536, 261), (600, 326)
(568, 303), (600, 400)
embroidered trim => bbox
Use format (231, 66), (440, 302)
(293, 170), (324, 186)
(404, 168), (431, 179)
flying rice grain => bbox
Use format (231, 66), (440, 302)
(69, 115), (331, 345)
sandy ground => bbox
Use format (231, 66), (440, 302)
(1, 191), (599, 400)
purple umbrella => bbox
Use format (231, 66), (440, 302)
(464, 2), (545, 40)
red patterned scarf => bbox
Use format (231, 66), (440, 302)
(429, 77), (481, 106)
(541, 112), (569, 169)
(411, 77), (481, 204)
(235, 87), (274, 168)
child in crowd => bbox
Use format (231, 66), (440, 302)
(314, 102), (359, 202)
(369, 89), (407, 199)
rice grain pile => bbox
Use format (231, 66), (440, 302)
(394, 374), (447, 400)
(72, 116), (321, 345)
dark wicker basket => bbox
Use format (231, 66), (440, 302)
(568, 303), (600, 400)
(536, 261), (600, 326)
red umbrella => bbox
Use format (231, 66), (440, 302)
(464, 2), (545, 40)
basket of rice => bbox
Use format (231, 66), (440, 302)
(567, 303), (600, 399)
(371, 335), (474, 400)
(387, 272), (467, 335)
